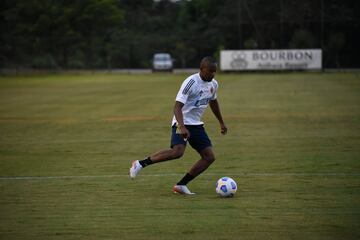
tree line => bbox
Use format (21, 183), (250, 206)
(1, 0), (359, 69)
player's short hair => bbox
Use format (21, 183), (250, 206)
(200, 56), (217, 68)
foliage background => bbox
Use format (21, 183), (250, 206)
(0, 0), (359, 69)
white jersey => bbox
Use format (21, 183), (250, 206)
(172, 73), (218, 126)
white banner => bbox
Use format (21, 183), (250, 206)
(220, 49), (322, 71)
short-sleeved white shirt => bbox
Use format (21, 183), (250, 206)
(172, 73), (218, 126)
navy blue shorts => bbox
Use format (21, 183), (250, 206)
(170, 124), (212, 153)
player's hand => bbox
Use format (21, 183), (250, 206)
(177, 125), (190, 140)
(220, 123), (228, 135)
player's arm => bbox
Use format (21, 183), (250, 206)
(174, 101), (190, 139)
(209, 99), (227, 135)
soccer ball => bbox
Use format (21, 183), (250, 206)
(216, 177), (237, 197)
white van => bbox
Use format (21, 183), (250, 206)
(152, 53), (173, 72)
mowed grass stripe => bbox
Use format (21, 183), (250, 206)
(1, 172), (360, 181)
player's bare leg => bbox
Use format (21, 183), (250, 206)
(129, 144), (185, 179)
(150, 144), (186, 163)
(173, 147), (215, 194)
(189, 147), (215, 177)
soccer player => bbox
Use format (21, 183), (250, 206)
(129, 56), (227, 195)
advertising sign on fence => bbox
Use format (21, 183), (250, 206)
(220, 49), (322, 71)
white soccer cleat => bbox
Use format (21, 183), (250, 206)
(129, 160), (142, 179)
(172, 185), (195, 195)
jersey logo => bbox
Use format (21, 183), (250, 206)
(194, 97), (211, 107)
(182, 79), (195, 94)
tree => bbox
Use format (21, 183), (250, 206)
(327, 32), (346, 67)
(289, 29), (316, 49)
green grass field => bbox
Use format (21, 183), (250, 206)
(0, 72), (359, 239)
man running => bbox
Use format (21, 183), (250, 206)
(130, 56), (227, 195)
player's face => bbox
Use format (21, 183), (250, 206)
(200, 64), (217, 82)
